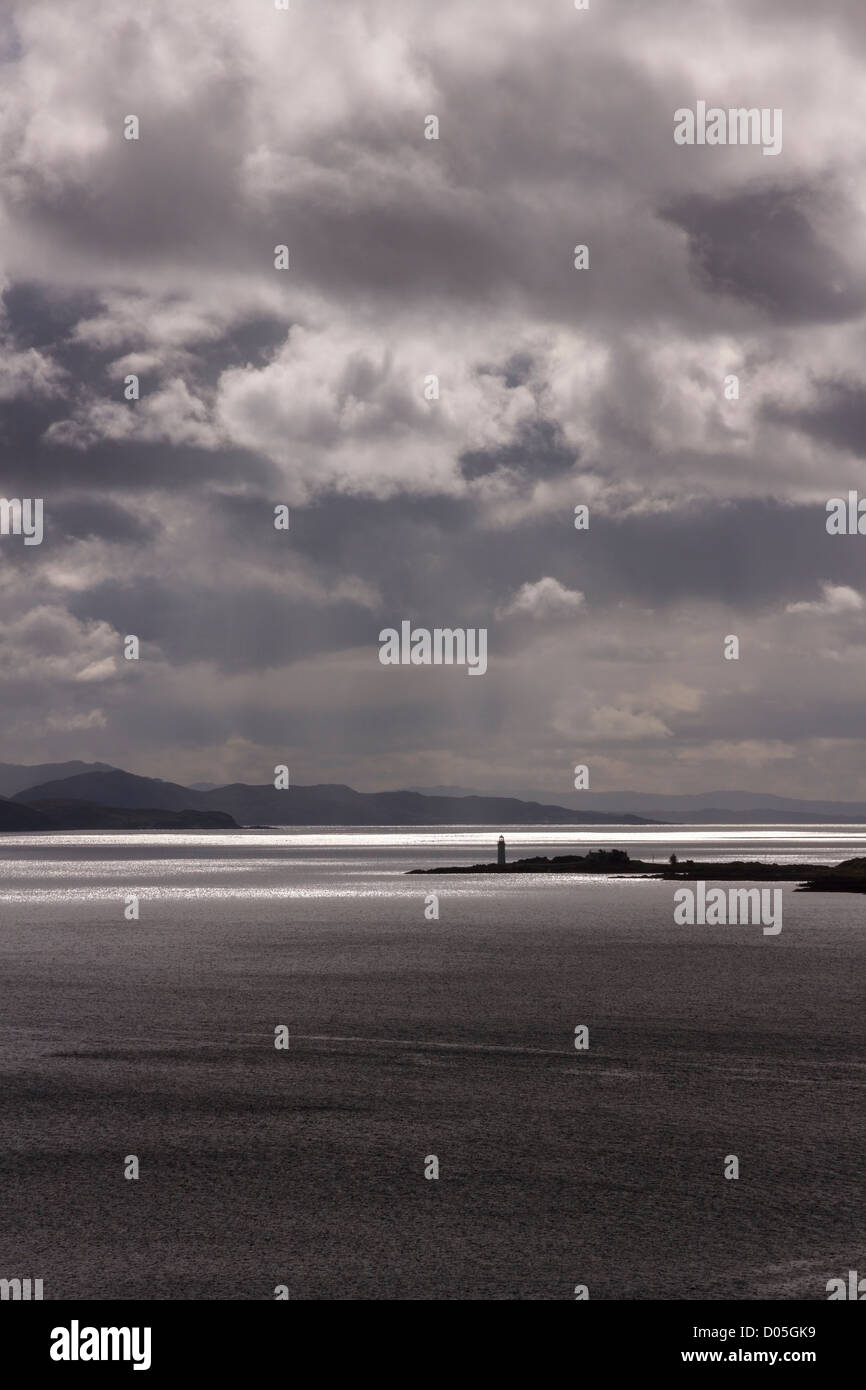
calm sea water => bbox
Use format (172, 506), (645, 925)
(0, 825), (863, 1300)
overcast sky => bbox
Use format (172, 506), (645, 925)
(1, 0), (866, 799)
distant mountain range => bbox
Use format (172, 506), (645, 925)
(6, 767), (653, 828)
(548, 788), (866, 823)
(410, 784), (866, 824)
(1, 761), (865, 830)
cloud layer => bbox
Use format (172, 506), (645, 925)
(1, 0), (866, 797)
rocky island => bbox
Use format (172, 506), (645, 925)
(408, 846), (866, 893)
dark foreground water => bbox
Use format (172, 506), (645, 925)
(0, 826), (863, 1300)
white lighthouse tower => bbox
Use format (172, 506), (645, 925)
(497, 835), (506, 868)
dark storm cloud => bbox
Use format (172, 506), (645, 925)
(66, 578), (380, 673)
(299, 496), (844, 617)
(764, 381), (866, 457)
(93, 492), (853, 680)
(1, 281), (98, 351)
(196, 318), (294, 375)
(1, 421), (279, 496)
(49, 498), (157, 544)
(0, 12), (21, 64)
(662, 187), (866, 324)
(460, 419), (576, 482)
(688, 681), (866, 746)
(556, 501), (847, 611)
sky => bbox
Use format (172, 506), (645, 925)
(1, 0), (866, 800)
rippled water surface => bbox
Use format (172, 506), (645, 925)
(0, 826), (863, 1300)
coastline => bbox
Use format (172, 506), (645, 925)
(408, 848), (866, 892)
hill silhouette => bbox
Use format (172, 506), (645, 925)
(12, 769), (655, 827)
(0, 794), (237, 831)
(0, 759), (116, 798)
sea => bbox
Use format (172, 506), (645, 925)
(0, 825), (863, 1301)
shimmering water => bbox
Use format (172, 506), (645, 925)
(0, 826), (863, 1300)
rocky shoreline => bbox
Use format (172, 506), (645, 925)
(408, 847), (866, 893)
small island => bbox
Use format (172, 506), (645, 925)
(408, 845), (866, 893)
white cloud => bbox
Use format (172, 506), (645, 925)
(786, 582), (864, 615)
(500, 577), (585, 619)
(74, 657), (117, 681)
(45, 707), (107, 731)
(587, 707), (673, 741)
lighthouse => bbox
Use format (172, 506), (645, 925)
(497, 835), (506, 868)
